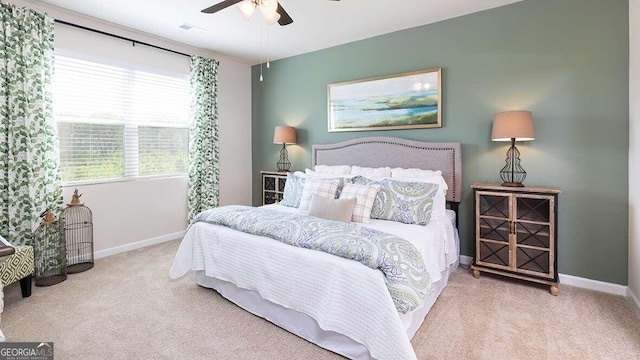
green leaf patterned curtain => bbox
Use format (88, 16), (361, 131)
(0, 3), (63, 245)
(187, 56), (220, 222)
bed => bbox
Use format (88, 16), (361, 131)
(170, 137), (462, 360)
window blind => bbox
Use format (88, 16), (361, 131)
(53, 55), (191, 182)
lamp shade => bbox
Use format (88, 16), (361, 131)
(491, 111), (535, 142)
(273, 126), (296, 144)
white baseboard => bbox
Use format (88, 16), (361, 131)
(558, 273), (627, 296)
(628, 287), (640, 312)
(460, 254), (628, 297)
(94, 231), (185, 260)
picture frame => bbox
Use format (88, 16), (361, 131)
(327, 68), (442, 132)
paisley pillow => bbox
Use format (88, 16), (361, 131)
(353, 176), (439, 225)
(279, 173), (305, 208)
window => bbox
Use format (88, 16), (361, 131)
(53, 55), (190, 183)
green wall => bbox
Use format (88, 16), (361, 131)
(251, 0), (629, 284)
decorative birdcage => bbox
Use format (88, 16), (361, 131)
(33, 209), (67, 286)
(60, 189), (94, 274)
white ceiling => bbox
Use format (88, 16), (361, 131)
(36, 0), (523, 65)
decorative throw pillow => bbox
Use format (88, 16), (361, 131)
(350, 166), (392, 178)
(391, 175), (448, 220)
(353, 176), (439, 225)
(299, 178), (341, 211)
(313, 165), (352, 175)
(279, 173), (306, 208)
(304, 169), (353, 198)
(307, 194), (356, 223)
(338, 183), (381, 223)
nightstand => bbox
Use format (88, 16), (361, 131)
(261, 171), (292, 205)
(471, 183), (561, 295)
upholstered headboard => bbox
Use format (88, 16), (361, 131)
(312, 137), (462, 203)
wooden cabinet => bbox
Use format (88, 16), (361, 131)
(261, 171), (290, 205)
(471, 183), (561, 295)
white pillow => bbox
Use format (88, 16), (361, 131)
(307, 194), (356, 223)
(305, 169), (357, 179)
(299, 178), (340, 211)
(391, 167), (442, 179)
(350, 166), (392, 178)
(313, 165), (352, 175)
(338, 183), (381, 223)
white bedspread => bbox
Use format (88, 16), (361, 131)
(169, 205), (457, 360)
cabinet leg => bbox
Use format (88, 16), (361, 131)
(473, 269), (480, 279)
(550, 285), (559, 296)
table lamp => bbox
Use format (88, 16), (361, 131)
(491, 111), (535, 187)
(273, 125), (296, 171)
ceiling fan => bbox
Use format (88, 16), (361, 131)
(201, 0), (340, 26)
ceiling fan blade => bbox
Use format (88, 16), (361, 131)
(201, 0), (245, 14)
(276, 3), (293, 26)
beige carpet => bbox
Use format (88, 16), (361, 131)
(1, 240), (639, 360)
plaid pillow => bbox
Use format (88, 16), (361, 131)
(338, 183), (381, 223)
(299, 178), (340, 211)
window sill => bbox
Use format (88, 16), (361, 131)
(62, 174), (187, 188)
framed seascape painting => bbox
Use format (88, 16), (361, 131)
(327, 68), (442, 132)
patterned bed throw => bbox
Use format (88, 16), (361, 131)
(193, 205), (431, 313)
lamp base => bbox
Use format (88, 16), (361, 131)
(501, 182), (525, 188)
(276, 144), (291, 172)
(499, 138), (527, 187)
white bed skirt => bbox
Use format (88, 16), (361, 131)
(195, 256), (459, 359)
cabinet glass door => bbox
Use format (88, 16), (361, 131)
(516, 197), (550, 223)
(477, 192), (511, 269)
(514, 195), (553, 277)
(479, 194), (509, 218)
(264, 176), (276, 192)
(263, 175), (277, 205)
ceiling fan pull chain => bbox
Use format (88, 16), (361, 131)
(260, 19), (264, 81)
(266, 23), (270, 69)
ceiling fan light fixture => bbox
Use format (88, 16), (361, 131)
(261, 0), (278, 15)
(261, 6), (281, 25)
(236, 0), (256, 21)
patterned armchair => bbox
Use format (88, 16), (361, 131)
(0, 239), (34, 342)
(0, 245), (34, 297)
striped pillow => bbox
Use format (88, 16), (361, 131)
(338, 183), (381, 223)
(299, 178), (340, 211)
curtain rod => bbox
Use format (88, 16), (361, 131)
(54, 19), (191, 58)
